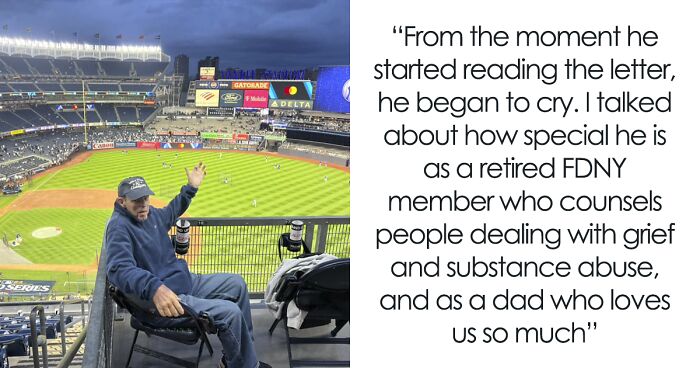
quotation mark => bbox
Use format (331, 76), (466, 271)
(587, 322), (597, 330)
(393, 25), (403, 34)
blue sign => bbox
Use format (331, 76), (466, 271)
(314, 66), (350, 113)
(0, 280), (55, 294)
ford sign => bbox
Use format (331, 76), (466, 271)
(220, 90), (245, 107)
(222, 92), (242, 103)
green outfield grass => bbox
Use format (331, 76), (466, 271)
(0, 195), (16, 210)
(0, 149), (349, 270)
(0, 208), (108, 264)
(43, 150), (350, 217)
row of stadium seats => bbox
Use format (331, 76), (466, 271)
(0, 315), (74, 358)
(0, 155), (50, 177)
(0, 104), (158, 131)
(0, 55), (167, 78)
(0, 83), (155, 93)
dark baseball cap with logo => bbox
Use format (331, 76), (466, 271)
(118, 176), (155, 200)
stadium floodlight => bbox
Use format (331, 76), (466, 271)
(0, 35), (165, 61)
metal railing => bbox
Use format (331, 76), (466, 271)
(59, 298), (87, 356)
(30, 306), (49, 368)
(82, 216), (350, 368)
(173, 216), (350, 294)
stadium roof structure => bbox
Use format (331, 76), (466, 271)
(0, 37), (169, 62)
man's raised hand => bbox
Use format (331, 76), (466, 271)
(185, 162), (206, 188)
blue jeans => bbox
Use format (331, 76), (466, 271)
(178, 273), (258, 368)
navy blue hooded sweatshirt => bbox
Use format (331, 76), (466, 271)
(106, 184), (198, 301)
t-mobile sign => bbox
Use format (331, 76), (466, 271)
(243, 89), (269, 108)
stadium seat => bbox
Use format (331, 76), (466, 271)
(25, 57), (54, 75)
(100, 60), (131, 76)
(132, 61), (168, 77)
(35, 83), (63, 92)
(0, 345), (8, 368)
(268, 258), (350, 368)
(75, 60), (101, 76)
(88, 83), (120, 92)
(108, 283), (215, 368)
(0, 334), (29, 356)
(50, 59), (78, 76)
(0, 56), (32, 75)
(116, 106), (138, 122)
(121, 84), (156, 92)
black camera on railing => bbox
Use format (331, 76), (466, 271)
(172, 219), (190, 255)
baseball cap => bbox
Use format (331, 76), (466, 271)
(118, 176), (155, 200)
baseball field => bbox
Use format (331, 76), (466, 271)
(0, 149), (350, 294)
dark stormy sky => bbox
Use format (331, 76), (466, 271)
(0, 0), (349, 74)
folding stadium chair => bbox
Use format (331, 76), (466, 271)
(0, 334), (28, 357)
(108, 283), (215, 368)
(268, 258), (350, 368)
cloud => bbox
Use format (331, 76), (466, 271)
(0, 0), (349, 69)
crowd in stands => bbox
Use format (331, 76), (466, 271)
(151, 116), (269, 136)
(279, 141), (349, 159)
(285, 116), (350, 133)
(0, 128), (204, 179)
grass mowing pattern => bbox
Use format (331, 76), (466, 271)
(42, 150), (350, 217)
(0, 150), (349, 269)
(0, 208), (109, 264)
(0, 195), (17, 210)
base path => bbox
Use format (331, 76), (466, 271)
(0, 262), (98, 272)
(0, 189), (167, 217)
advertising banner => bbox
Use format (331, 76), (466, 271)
(200, 67), (216, 81)
(235, 133), (249, 140)
(92, 142), (114, 150)
(195, 89), (220, 107)
(314, 66), (350, 113)
(196, 81), (230, 89)
(0, 280), (55, 294)
(219, 90), (244, 107)
(231, 81), (270, 90)
(10, 129), (25, 136)
(269, 99), (314, 109)
(243, 90), (269, 108)
(269, 81), (313, 100)
(137, 141), (159, 149)
(201, 132), (233, 140)
(160, 142), (203, 149)
(250, 135), (264, 142)
(207, 107), (237, 116)
(115, 142), (137, 148)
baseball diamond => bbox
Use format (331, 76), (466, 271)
(0, 149), (350, 293)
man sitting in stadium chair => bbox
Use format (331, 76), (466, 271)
(105, 163), (271, 368)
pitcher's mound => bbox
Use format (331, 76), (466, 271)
(32, 227), (62, 239)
